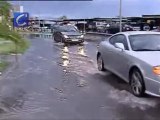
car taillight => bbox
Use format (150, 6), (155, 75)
(153, 66), (160, 75)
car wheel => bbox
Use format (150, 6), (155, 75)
(79, 42), (84, 46)
(97, 54), (105, 71)
(52, 35), (54, 40)
(130, 69), (145, 97)
(53, 35), (58, 42)
(60, 37), (63, 43)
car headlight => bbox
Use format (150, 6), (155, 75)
(79, 35), (84, 38)
(64, 35), (69, 38)
(153, 66), (160, 75)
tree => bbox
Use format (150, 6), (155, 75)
(59, 15), (68, 20)
(0, 0), (11, 21)
(0, 1), (28, 54)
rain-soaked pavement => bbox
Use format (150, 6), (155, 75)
(0, 34), (160, 120)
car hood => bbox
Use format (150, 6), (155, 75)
(61, 32), (81, 36)
(130, 51), (160, 66)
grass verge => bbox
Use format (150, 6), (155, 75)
(0, 38), (29, 73)
(0, 40), (29, 55)
(0, 61), (9, 72)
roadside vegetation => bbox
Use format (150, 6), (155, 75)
(0, 0), (29, 72)
(0, 61), (9, 72)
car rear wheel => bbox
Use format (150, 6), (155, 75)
(53, 35), (59, 43)
(97, 55), (105, 71)
(53, 35), (57, 42)
(130, 69), (145, 97)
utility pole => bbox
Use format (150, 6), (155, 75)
(84, 19), (86, 34)
(119, 0), (122, 32)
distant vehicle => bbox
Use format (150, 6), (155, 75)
(97, 31), (160, 97)
(53, 25), (84, 44)
(88, 21), (107, 32)
(107, 24), (133, 34)
(75, 22), (88, 33)
(143, 25), (150, 31)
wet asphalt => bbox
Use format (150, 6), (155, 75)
(0, 35), (160, 120)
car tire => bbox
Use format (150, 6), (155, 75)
(60, 37), (64, 43)
(53, 35), (58, 42)
(130, 69), (145, 97)
(97, 54), (105, 71)
(79, 42), (84, 46)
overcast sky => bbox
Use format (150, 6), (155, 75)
(10, 0), (160, 19)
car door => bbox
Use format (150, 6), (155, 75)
(101, 35), (119, 71)
(108, 34), (130, 80)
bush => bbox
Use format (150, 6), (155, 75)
(0, 23), (29, 54)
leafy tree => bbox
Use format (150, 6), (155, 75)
(0, 0), (11, 21)
(0, 1), (28, 54)
(0, 23), (26, 46)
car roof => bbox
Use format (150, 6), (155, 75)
(117, 31), (160, 36)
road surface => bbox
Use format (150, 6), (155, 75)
(0, 35), (159, 120)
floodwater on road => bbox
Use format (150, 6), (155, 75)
(0, 35), (159, 120)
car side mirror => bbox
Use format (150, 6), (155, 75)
(115, 43), (125, 51)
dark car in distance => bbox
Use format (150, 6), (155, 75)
(53, 25), (84, 44)
(107, 24), (133, 34)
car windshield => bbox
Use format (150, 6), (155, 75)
(58, 26), (78, 32)
(129, 34), (160, 51)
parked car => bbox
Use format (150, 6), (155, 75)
(97, 31), (160, 97)
(107, 24), (133, 34)
(53, 25), (84, 44)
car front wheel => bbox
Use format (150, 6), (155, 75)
(130, 69), (145, 97)
(97, 54), (105, 71)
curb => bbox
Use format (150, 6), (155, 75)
(86, 32), (112, 36)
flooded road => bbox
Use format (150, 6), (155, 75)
(0, 35), (160, 120)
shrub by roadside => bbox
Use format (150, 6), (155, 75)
(0, 61), (8, 73)
(0, 1), (29, 73)
(0, 38), (29, 55)
(0, 23), (30, 72)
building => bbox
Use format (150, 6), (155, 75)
(10, 4), (24, 18)
(12, 5), (23, 12)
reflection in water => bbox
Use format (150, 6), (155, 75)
(0, 88), (26, 113)
(78, 45), (86, 56)
(61, 44), (86, 69)
(63, 46), (69, 53)
(28, 34), (53, 39)
(61, 46), (69, 67)
(97, 44), (99, 49)
(61, 53), (69, 60)
(62, 59), (69, 67)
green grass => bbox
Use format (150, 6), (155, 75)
(0, 40), (29, 55)
(0, 61), (9, 72)
(0, 38), (29, 72)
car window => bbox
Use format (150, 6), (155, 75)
(129, 34), (160, 51)
(109, 34), (129, 50)
(58, 26), (78, 32)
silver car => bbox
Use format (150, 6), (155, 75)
(97, 31), (160, 97)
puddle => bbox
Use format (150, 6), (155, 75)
(108, 89), (159, 110)
(77, 79), (87, 87)
(0, 88), (26, 114)
(78, 46), (87, 57)
(37, 56), (48, 61)
(28, 34), (53, 39)
(63, 46), (69, 53)
(50, 87), (63, 94)
(58, 44), (98, 78)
